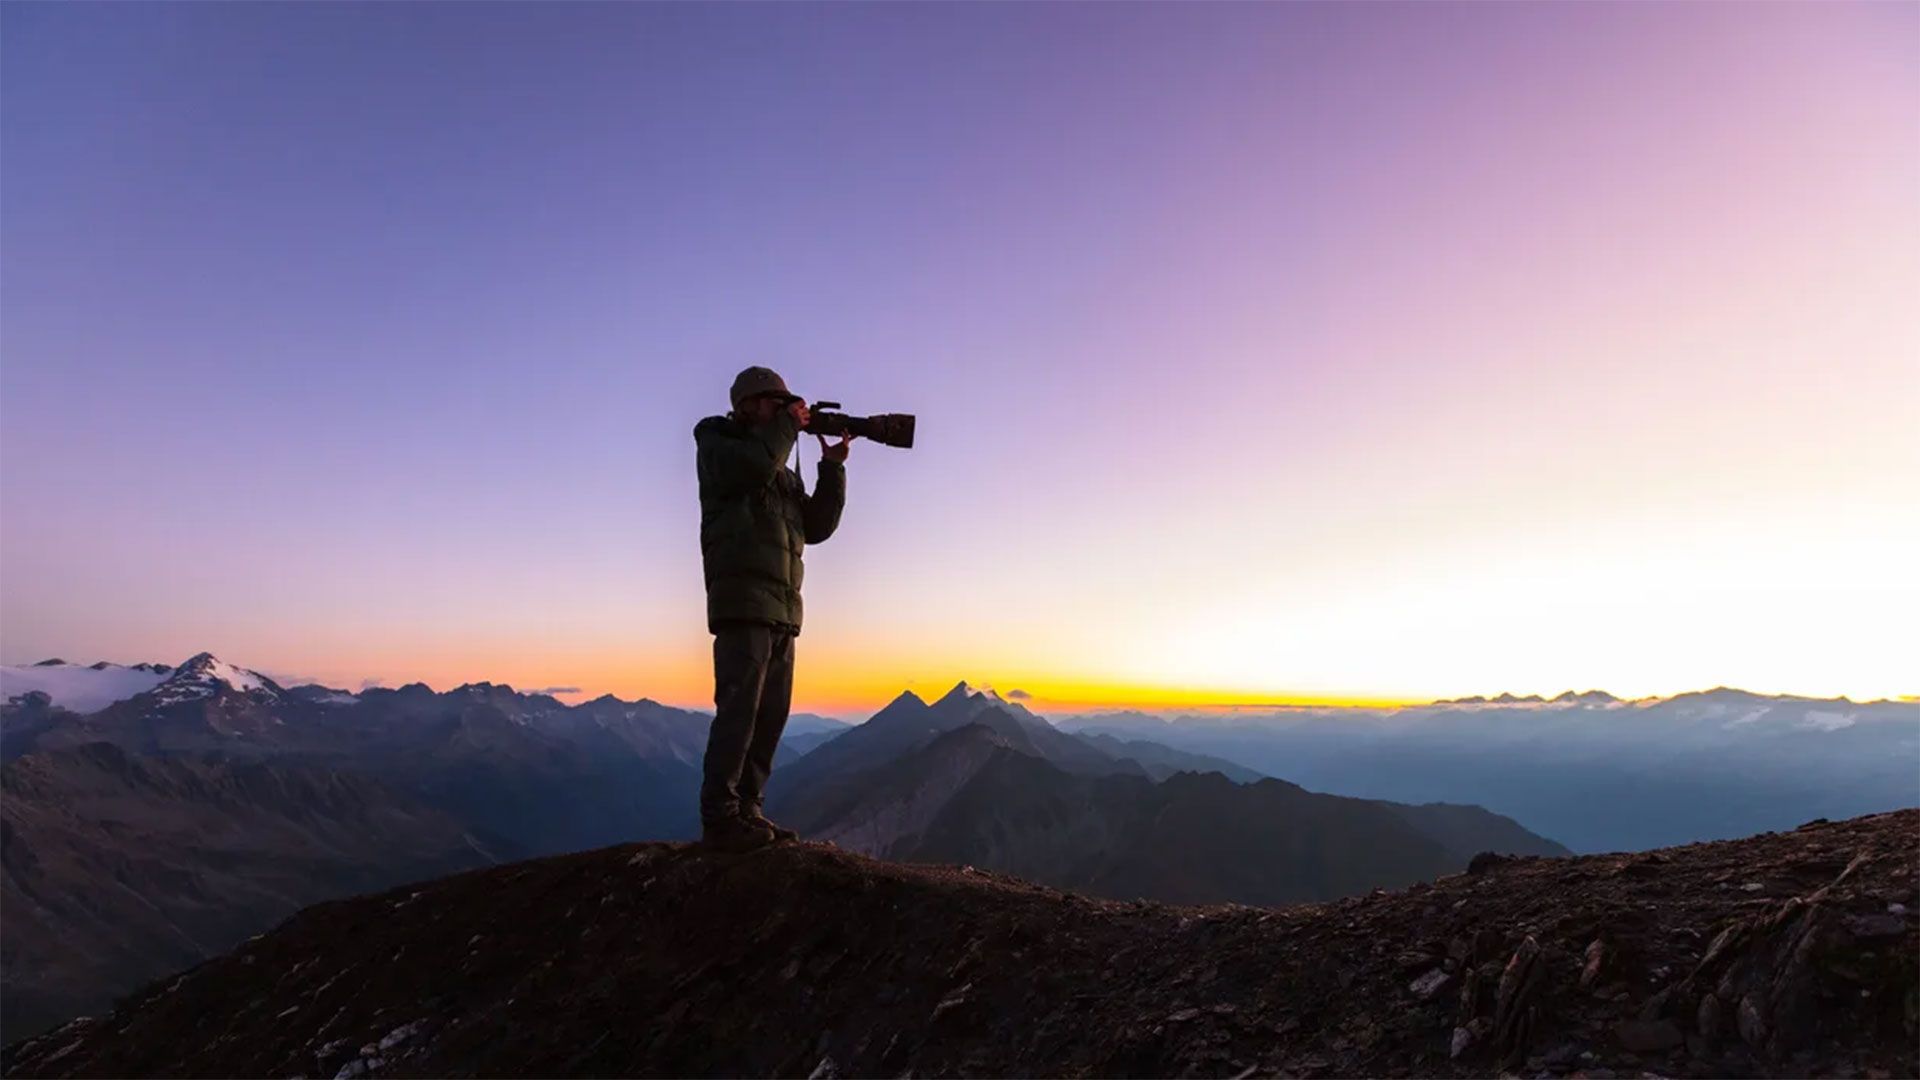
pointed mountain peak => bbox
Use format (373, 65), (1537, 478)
(862, 689), (930, 727)
(935, 680), (1004, 705)
(935, 680), (977, 705)
(152, 652), (276, 704)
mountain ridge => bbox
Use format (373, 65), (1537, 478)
(7, 653), (1905, 717)
(6, 810), (1912, 1079)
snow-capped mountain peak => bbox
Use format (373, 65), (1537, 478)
(151, 652), (279, 704)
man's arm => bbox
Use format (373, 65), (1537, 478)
(696, 412), (800, 498)
(803, 458), (845, 543)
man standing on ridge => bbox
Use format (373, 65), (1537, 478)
(692, 366), (854, 851)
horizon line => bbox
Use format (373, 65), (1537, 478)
(4, 653), (1914, 716)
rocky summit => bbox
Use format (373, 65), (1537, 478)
(5, 811), (1915, 1080)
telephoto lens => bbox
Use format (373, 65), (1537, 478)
(809, 402), (915, 449)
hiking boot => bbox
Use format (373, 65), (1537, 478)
(701, 815), (774, 853)
(741, 809), (798, 842)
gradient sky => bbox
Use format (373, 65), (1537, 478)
(3, 3), (1915, 716)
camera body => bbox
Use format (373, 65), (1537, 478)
(808, 400), (915, 449)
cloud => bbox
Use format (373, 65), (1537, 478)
(526, 686), (583, 697)
(1005, 688), (1031, 700)
(358, 677), (387, 691)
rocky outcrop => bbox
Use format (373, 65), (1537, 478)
(5, 810), (1912, 1079)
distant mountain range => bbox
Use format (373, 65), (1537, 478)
(1430, 689), (1623, 705)
(4, 653), (1914, 1043)
(769, 681), (1563, 906)
(1058, 687), (1920, 853)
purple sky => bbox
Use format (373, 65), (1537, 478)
(4, 3), (1914, 712)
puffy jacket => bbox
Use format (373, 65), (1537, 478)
(694, 410), (846, 634)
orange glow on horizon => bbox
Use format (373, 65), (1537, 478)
(285, 643), (1907, 722)
(337, 659), (1427, 717)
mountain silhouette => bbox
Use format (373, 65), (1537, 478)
(7, 655), (1912, 1051)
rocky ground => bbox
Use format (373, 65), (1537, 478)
(4, 810), (1914, 1079)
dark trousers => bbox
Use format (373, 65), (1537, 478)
(700, 621), (796, 826)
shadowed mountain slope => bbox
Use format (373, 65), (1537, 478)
(1073, 730), (1267, 783)
(6, 811), (1913, 1079)
(0, 743), (494, 1039)
(810, 723), (1567, 905)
